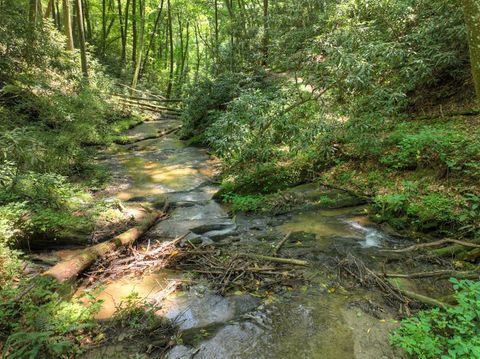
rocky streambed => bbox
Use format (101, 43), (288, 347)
(44, 119), (410, 358)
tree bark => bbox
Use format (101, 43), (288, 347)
(262, 0), (269, 66)
(131, 0), (144, 90)
(43, 212), (161, 283)
(44, 0), (54, 19)
(140, 0), (165, 78)
(62, 0), (74, 50)
(166, 0), (174, 98)
(463, 0), (480, 104)
(117, 0), (126, 66)
(132, 0), (137, 69)
(75, 0), (88, 78)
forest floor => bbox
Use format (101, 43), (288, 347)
(29, 108), (466, 358)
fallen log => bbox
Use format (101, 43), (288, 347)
(381, 270), (480, 280)
(381, 238), (480, 253)
(119, 126), (182, 145)
(240, 253), (309, 266)
(387, 279), (452, 309)
(43, 212), (162, 283)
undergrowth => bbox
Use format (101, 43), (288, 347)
(391, 279), (480, 359)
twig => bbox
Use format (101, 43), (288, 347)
(273, 232), (292, 256)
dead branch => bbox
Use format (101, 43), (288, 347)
(273, 232), (292, 256)
(381, 239), (480, 253)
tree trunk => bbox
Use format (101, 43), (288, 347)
(123, 0), (131, 66)
(29, 0), (42, 27)
(132, 0), (137, 69)
(140, 0), (165, 78)
(131, 0), (144, 90)
(117, 0), (126, 67)
(214, 0), (219, 68)
(262, 0), (269, 66)
(62, 0), (74, 50)
(55, 0), (62, 30)
(101, 0), (107, 55)
(166, 0), (174, 98)
(44, 0), (54, 19)
(82, 0), (92, 41)
(463, 0), (480, 104)
(75, 0), (88, 78)
(43, 212), (161, 283)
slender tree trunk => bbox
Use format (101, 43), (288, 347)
(62, 0), (74, 50)
(82, 0), (92, 40)
(29, 0), (42, 27)
(44, 0), (54, 19)
(166, 0), (174, 98)
(101, 0), (107, 55)
(214, 0), (219, 68)
(132, 0), (137, 69)
(55, 0), (62, 30)
(262, 0), (268, 66)
(117, 0), (126, 66)
(75, 0), (88, 78)
(123, 0), (131, 66)
(131, 0), (144, 90)
(194, 22), (200, 81)
(463, 0), (480, 104)
(141, 0), (165, 77)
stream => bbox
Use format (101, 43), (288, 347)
(60, 119), (405, 358)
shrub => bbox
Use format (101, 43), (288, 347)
(391, 279), (480, 359)
(0, 278), (102, 358)
(223, 194), (269, 213)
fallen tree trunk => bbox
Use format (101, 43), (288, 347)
(382, 270), (480, 280)
(240, 253), (309, 266)
(381, 238), (480, 254)
(387, 278), (452, 309)
(43, 212), (162, 283)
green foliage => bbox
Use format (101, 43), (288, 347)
(0, 278), (102, 358)
(181, 72), (268, 139)
(112, 292), (160, 331)
(381, 122), (480, 178)
(391, 279), (480, 359)
(222, 194), (269, 213)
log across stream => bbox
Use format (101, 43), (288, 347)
(40, 119), (433, 358)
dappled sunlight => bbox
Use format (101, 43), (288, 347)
(80, 272), (181, 320)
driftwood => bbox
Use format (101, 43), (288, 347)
(338, 254), (450, 309)
(273, 232), (292, 256)
(382, 270), (480, 280)
(394, 286), (452, 309)
(381, 238), (480, 254)
(240, 253), (309, 266)
(43, 212), (163, 283)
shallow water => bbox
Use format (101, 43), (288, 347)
(79, 120), (403, 358)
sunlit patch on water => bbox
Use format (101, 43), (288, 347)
(278, 208), (388, 249)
